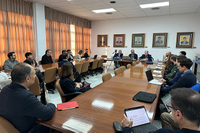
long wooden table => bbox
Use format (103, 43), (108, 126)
(36, 62), (162, 133)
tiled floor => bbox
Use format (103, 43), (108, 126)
(47, 63), (162, 129)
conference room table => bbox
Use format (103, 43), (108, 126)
(105, 58), (133, 67)
(36, 61), (165, 133)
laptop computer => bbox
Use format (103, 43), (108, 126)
(145, 70), (162, 85)
(124, 106), (158, 133)
(161, 93), (171, 112)
(93, 55), (98, 59)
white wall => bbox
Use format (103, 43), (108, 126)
(33, 3), (46, 61)
(91, 13), (200, 60)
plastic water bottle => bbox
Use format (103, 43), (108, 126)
(157, 59), (159, 64)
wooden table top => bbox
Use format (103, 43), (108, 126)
(36, 62), (163, 133)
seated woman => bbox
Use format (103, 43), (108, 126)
(59, 62), (91, 94)
(76, 50), (83, 59)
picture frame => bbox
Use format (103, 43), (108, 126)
(97, 35), (108, 47)
(132, 33), (145, 48)
(152, 33), (168, 48)
(113, 34), (125, 47)
(176, 32), (194, 48)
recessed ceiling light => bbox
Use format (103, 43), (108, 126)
(110, 1), (116, 4)
(92, 8), (116, 13)
(140, 1), (169, 9)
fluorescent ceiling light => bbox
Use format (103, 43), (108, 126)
(140, 1), (169, 9)
(92, 8), (116, 13)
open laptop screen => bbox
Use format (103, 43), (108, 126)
(125, 106), (150, 127)
(145, 70), (154, 82)
(161, 93), (171, 112)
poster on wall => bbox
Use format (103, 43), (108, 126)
(176, 32), (194, 48)
(132, 33), (145, 48)
(152, 33), (168, 48)
(97, 35), (108, 47)
(113, 34), (125, 47)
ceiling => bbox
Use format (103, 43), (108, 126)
(28, 0), (200, 21)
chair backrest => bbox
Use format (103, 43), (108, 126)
(0, 116), (20, 133)
(0, 79), (12, 92)
(136, 60), (140, 64)
(101, 55), (107, 58)
(81, 61), (90, 73)
(56, 79), (66, 103)
(127, 64), (132, 69)
(114, 68), (122, 76)
(91, 60), (99, 69)
(120, 66), (126, 72)
(54, 59), (58, 63)
(132, 61), (137, 66)
(97, 59), (104, 68)
(44, 67), (57, 83)
(28, 77), (41, 96)
(102, 73), (112, 82)
(38, 61), (41, 65)
(58, 67), (74, 81)
(74, 63), (83, 74)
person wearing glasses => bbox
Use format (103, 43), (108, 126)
(41, 49), (53, 65)
(122, 88), (200, 133)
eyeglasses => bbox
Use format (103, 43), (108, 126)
(166, 104), (183, 114)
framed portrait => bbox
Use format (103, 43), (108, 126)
(132, 33), (145, 47)
(176, 32), (194, 48)
(152, 33), (168, 48)
(113, 34), (125, 47)
(97, 35), (108, 47)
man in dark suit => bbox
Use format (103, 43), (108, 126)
(155, 36), (163, 45)
(116, 37), (122, 44)
(139, 51), (153, 61)
(129, 49), (138, 60)
(58, 50), (67, 62)
(41, 49), (53, 64)
(0, 63), (56, 133)
(82, 49), (90, 58)
(67, 49), (74, 61)
(25, 52), (38, 67)
(181, 37), (188, 45)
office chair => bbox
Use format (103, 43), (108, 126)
(102, 73), (112, 82)
(120, 66), (126, 72)
(0, 116), (20, 133)
(97, 58), (104, 73)
(44, 67), (57, 94)
(88, 60), (98, 76)
(28, 76), (41, 97)
(81, 61), (90, 80)
(127, 64), (132, 69)
(114, 68), (122, 76)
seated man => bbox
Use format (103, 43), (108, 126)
(179, 51), (186, 56)
(25, 52), (38, 67)
(122, 88), (200, 133)
(41, 49), (53, 64)
(4, 52), (19, 72)
(163, 51), (171, 62)
(114, 50), (123, 68)
(67, 49), (74, 61)
(160, 58), (196, 94)
(128, 49), (138, 60)
(58, 53), (81, 82)
(58, 50), (67, 62)
(0, 63), (56, 133)
(139, 51), (153, 61)
(164, 55), (178, 80)
(82, 49), (90, 58)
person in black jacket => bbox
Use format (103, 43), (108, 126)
(128, 49), (138, 60)
(59, 62), (91, 100)
(0, 63), (55, 133)
(67, 49), (74, 61)
(58, 50), (67, 62)
(82, 49), (90, 58)
(24, 52), (38, 67)
(139, 51), (153, 61)
(41, 49), (53, 64)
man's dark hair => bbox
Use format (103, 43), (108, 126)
(62, 50), (67, 54)
(78, 50), (83, 55)
(11, 63), (32, 84)
(170, 55), (177, 62)
(176, 55), (186, 62)
(180, 51), (186, 56)
(67, 49), (71, 53)
(85, 49), (88, 50)
(62, 53), (69, 59)
(45, 49), (51, 54)
(158, 37), (161, 39)
(25, 52), (32, 58)
(183, 37), (186, 39)
(178, 58), (193, 69)
(24, 58), (34, 65)
(170, 88), (200, 127)
(7, 52), (15, 58)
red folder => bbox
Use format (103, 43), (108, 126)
(57, 101), (79, 111)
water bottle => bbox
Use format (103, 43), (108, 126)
(157, 59), (159, 64)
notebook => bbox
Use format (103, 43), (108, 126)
(161, 93), (171, 112)
(124, 106), (158, 133)
(57, 101), (79, 111)
(145, 70), (163, 85)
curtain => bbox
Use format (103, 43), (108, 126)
(0, 10), (8, 68)
(83, 28), (91, 55)
(7, 12), (34, 62)
(46, 19), (71, 60)
(75, 26), (83, 55)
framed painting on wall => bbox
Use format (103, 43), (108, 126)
(97, 35), (108, 47)
(176, 32), (194, 48)
(132, 33), (145, 47)
(152, 33), (168, 48)
(113, 34), (125, 47)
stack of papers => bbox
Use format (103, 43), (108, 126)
(153, 74), (162, 78)
(155, 66), (162, 69)
(153, 70), (162, 74)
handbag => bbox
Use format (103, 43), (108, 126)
(80, 81), (91, 89)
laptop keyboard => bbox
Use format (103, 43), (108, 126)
(131, 124), (158, 133)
